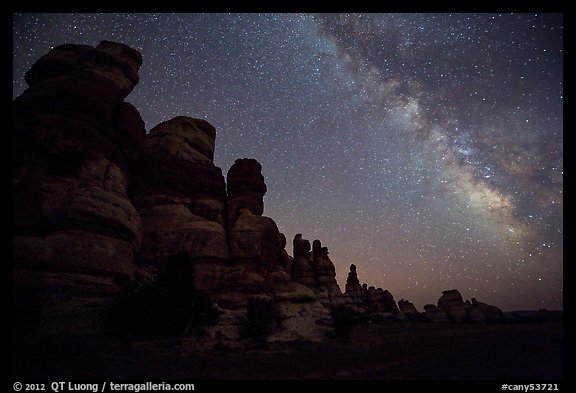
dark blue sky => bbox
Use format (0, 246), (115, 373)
(13, 13), (563, 310)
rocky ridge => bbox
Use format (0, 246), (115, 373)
(13, 41), (505, 344)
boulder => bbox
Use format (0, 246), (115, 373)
(438, 289), (465, 310)
(471, 297), (504, 323)
(398, 299), (419, 314)
(424, 304), (449, 322)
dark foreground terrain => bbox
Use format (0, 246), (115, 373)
(14, 321), (562, 380)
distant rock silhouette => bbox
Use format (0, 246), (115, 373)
(434, 290), (504, 323)
(343, 264), (399, 313)
(470, 297), (504, 323)
(311, 240), (343, 305)
(424, 304), (449, 322)
(398, 299), (419, 314)
(344, 264), (364, 305)
(291, 234), (316, 288)
(438, 289), (468, 322)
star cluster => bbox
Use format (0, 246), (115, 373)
(13, 13), (563, 310)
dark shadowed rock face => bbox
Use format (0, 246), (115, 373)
(398, 299), (419, 314)
(344, 264), (364, 306)
(343, 264), (398, 313)
(13, 40), (145, 278)
(146, 116), (216, 164)
(423, 304), (449, 322)
(291, 234), (316, 288)
(228, 208), (282, 267)
(438, 289), (465, 310)
(471, 297), (504, 322)
(435, 290), (503, 323)
(438, 289), (468, 322)
(381, 289), (400, 314)
(277, 233), (293, 273)
(14, 40), (509, 345)
(226, 158), (266, 224)
(24, 44), (93, 86)
(13, 41), (145, 336)
(311, 239), (343, 305)
(131, 116), (229, 266)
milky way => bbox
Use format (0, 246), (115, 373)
(13, 13), (563, 310)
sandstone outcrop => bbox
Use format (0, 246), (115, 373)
(226, 158), (266, 224)
(215, 159), (281, 308)
(423, 304), (449, 322)
(132, 116), (229, 267)
(438, 289), (469, 322)
(398, 299), (419, 314)
(470, 297), (504, 323)
(13, 41), (145, 335)
(434, 291), (504, 323)
(291, 234), (316, 288)
(343, 264), (399, 313)
(344, 264), (364, 306)
(311, 240), (343, 305)
(13, 40), (508, 344)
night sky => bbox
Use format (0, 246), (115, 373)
(13, 13), (563, 311)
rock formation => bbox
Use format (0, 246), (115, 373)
(216, 158), (282, 308)
(343, 264), (399, 313)
(432, 290), (504, 323)
(226, 158), (266, 223)
(344, 264), (364, 306)
(311, 240), (343, 305)
(13, 41), (145, 335)
(398, 299), (419, 314)
(291, 234), (316, 288)
(438, 289), (468, 322)
(13, 40), (508, 344)
(131, 116), (229, 268)
(423, 304), (449, 322)
(278, 233), (293, 273)
(470, 297), (504, 323)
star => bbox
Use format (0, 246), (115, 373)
(13, 12), (563, 311)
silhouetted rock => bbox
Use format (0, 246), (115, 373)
(226, 158), (266, 224)
(344, 264), (364, 306)
(398, 299), (419, 314)
(13, 40), (145, 276)
(466, 306), (486, 323)
(437, 289), (469, 322)
(278, 233), (293, 273)
(311, 239), (343, 305)
(13, 40), (145, 336)
(343, 264), (398, 313)
(291, 234), (316, 288)
(24, 44), (93, 87)
(132, 116), (229, 266)
(217, 159), (287, 308)
(471, 297), (504, 323)
(438, 289), (465, 310)
(423, 304), (449, 322)
(14, 39), (511, 347)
